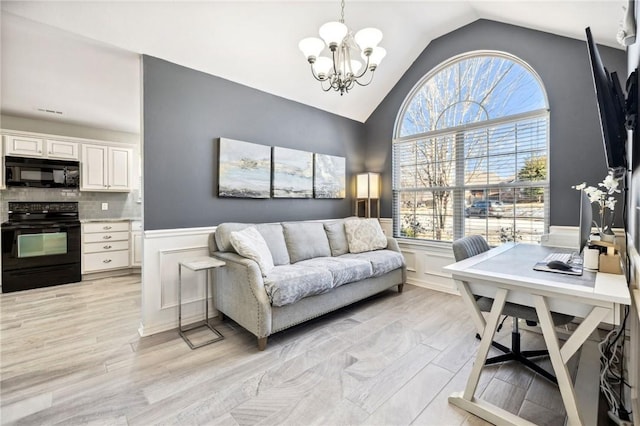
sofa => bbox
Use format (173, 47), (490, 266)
(208, 217), (406, 350)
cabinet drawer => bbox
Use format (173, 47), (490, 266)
(83, 222), (129, 233)
(84, 231), (129, 243)
(84, 240), (129, 254)
(83, 250), (129, 273)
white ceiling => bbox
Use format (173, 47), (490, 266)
(0, 1), (628, 134)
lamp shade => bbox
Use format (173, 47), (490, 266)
(299, 37), (325, 60)
(313, 56), (333, 78)
(349, 59), (362, 75)
(366, 47), (386, 68)
(319, 21), (348, 47)
(356, 172), (380, 198)
(354, 27), (383, 51)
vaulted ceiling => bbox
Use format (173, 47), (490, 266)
(0, 1), (628, 134)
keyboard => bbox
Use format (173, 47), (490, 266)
(541, 252), (572, 263)
(534, 251), (584, 275)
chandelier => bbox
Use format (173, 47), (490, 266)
(298, 0), (386, 95)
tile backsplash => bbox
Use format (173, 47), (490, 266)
(1, 188), (142, 222)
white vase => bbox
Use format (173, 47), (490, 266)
(600, 232), (616, 243)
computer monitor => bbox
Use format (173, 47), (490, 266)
(578, 190), (593, 254)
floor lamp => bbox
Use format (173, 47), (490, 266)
(355, 172), (380, 218)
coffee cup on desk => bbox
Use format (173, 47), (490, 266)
(584, 248), (600, 270)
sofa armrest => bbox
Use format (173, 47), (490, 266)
(211, 251), (273, 339)
(386, 237), (407, 285)
(386, 236), (401, 253)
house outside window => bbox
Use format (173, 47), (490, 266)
(393, 51), (549, 245)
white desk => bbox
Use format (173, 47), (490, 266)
(443, 243), (631, 426)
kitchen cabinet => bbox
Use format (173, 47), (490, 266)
(82, 221), (130, 273)
(4, 135), (45, 157)
(4, 135), (79, 160)
(81, 144), (132, 192)
(131, 221), (142, 267)
(46, 139), (79, 160)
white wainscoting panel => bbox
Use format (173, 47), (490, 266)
(139, 226), (217, 336)
(381, 221), (588, 295)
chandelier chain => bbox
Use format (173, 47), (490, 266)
(340, 0), (345, 23)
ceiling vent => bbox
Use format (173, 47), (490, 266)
(36, 107), (63, 115)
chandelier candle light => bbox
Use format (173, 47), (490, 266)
(298, 0), (386, 95)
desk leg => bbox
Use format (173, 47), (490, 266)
(533, 295), (582, 426)
(463, 287), (508, 400)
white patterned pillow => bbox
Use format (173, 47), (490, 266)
(230, 227), (274, 277)
(344, 219), (388, 254)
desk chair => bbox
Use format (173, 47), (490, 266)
(452, 235), (574, 384)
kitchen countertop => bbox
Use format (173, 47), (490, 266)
(80, 218), (141, 223)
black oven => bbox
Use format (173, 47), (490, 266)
(1, 202), (81, 293)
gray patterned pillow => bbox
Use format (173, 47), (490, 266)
(344, 218), (388, 254)
(230, 227), (274, 277)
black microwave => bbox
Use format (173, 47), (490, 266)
(5, 156), (80, 188)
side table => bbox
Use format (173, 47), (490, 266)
(178, 256), (226, 349)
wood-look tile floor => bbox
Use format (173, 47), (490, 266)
(1, 275), (572, 425)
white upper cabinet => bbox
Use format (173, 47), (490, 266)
(4, 135), (79, 160)
(81, 144), (131, 192)
(46, 139), (79, 160)
(108, 147), (132, 191)
(4, 135), (45, 157)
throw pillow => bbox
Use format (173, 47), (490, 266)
(282, 222), (331, 263)
(344, 218), (388, 254)
(230, 226), (274, 277)
(324, 221), (349, 256)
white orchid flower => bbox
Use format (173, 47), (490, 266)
(605, 197), (617, 210)
(599, 173), (621, 194)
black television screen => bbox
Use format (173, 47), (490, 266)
(585, 27), (627, 176)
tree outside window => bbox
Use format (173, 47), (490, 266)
(393, 52), (549, 245)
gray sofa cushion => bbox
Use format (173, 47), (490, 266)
(324, 221), (349, 256)
(215, 222), (290, 265)
(341, 250), (405, 277)
(264, 264), (333, 307)
(256, 223), (290, 265)
(215, 223), (253, 252)
(297, 256), (373, 287)
(282, 222), (331, 263)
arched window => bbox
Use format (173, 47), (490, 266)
(393, 52), (549, 245)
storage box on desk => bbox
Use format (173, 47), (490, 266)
(599, 253), (623, 274)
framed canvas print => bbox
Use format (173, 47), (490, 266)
(218, 138), (271, 198)
(272, 147), (313, 198)
(314, 153), (346, 198)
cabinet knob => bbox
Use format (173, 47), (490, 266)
(103, 235), (112, 240)
(104, 245), (112, 249)
(103, 226), (112, 230)
(103, 259), (112, 263)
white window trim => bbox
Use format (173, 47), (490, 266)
(392, 50), (551, 244)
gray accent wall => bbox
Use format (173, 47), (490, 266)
(363, 19), (626, 226)
(143, 56), (365, 230)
